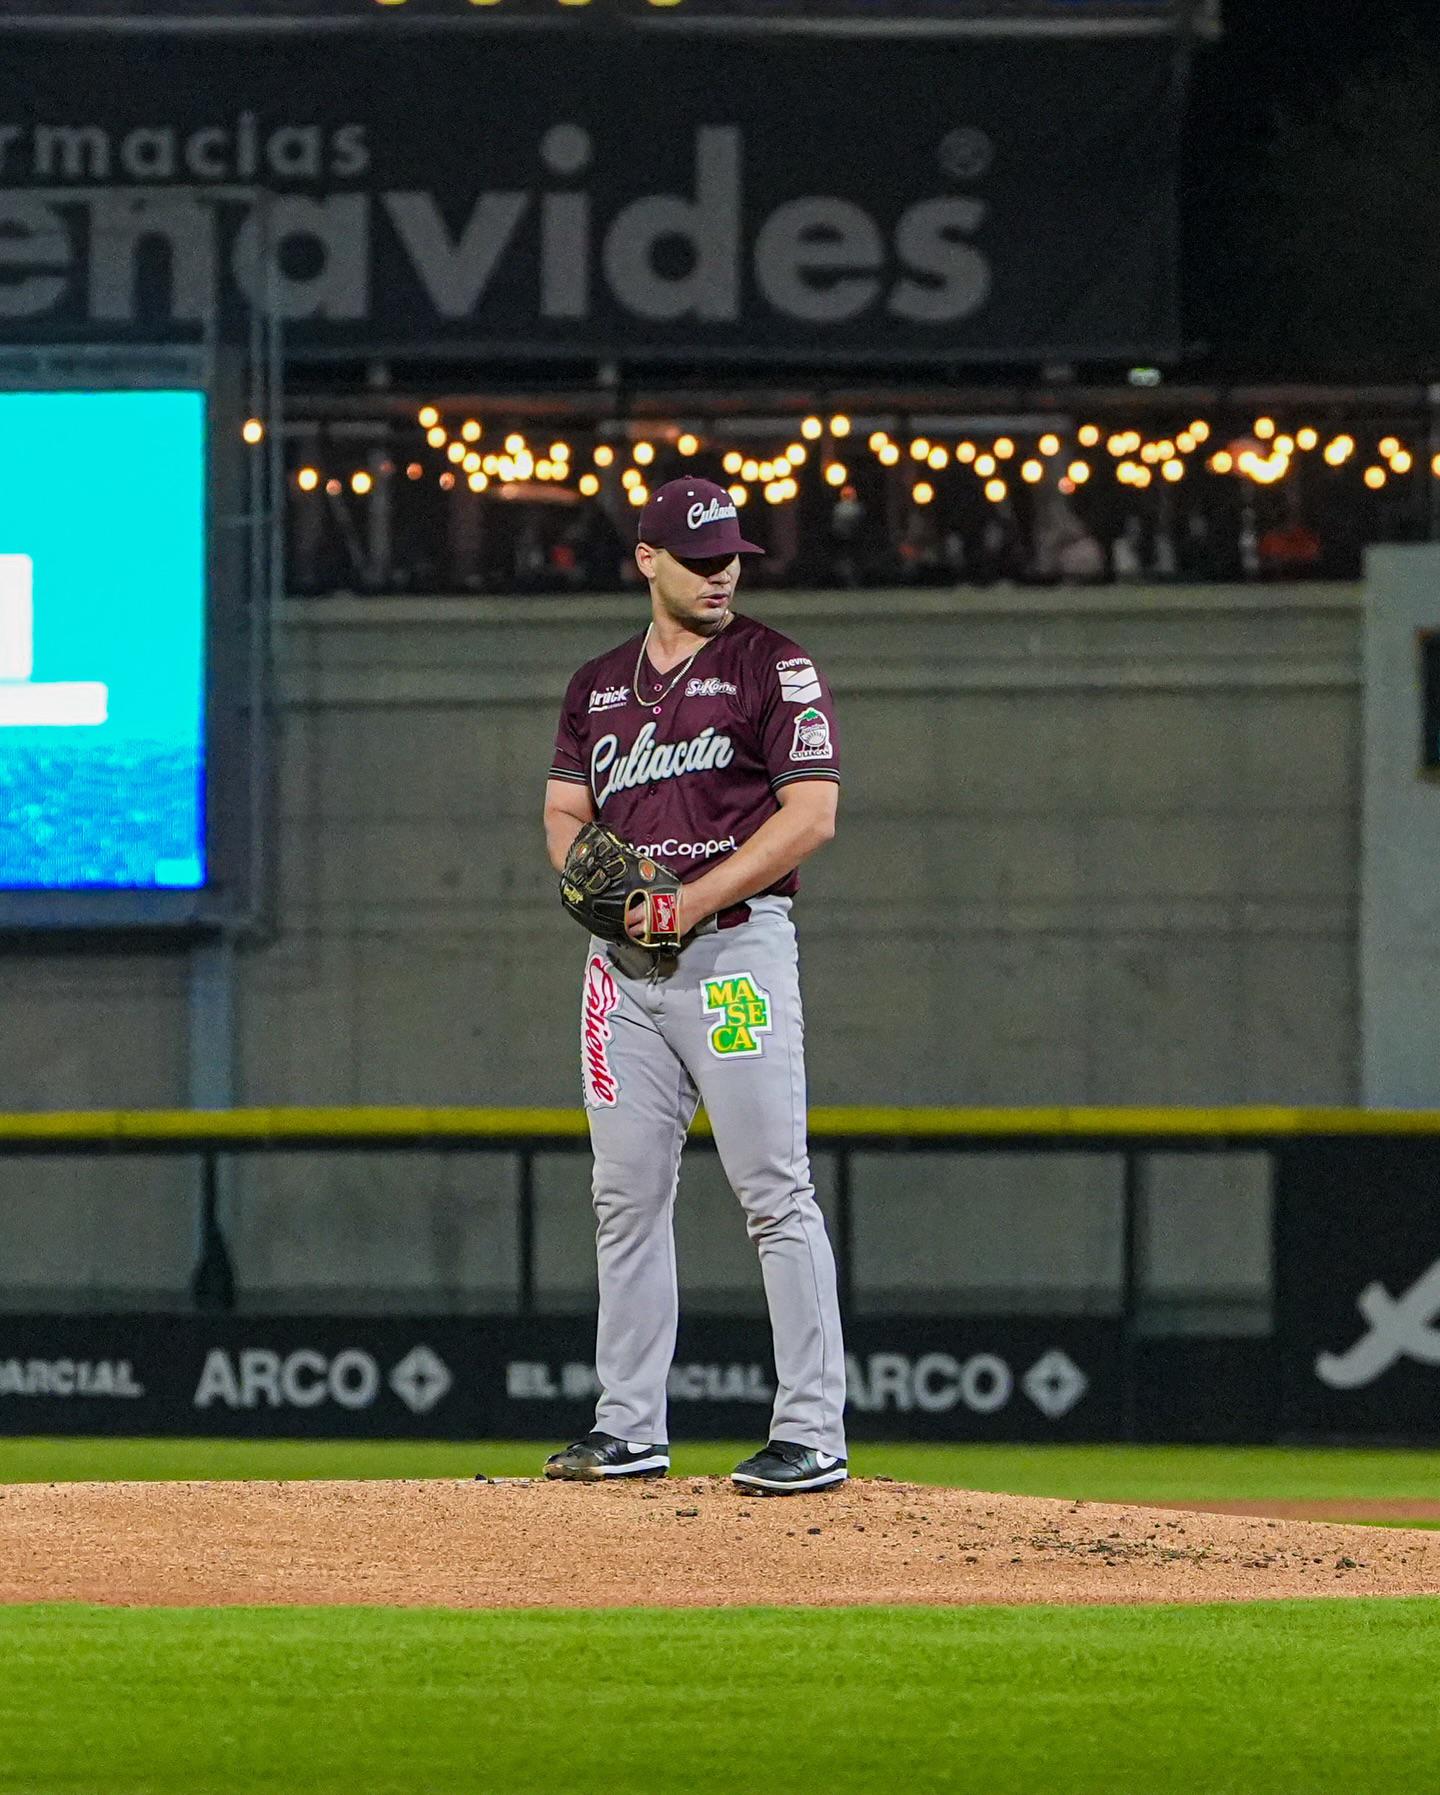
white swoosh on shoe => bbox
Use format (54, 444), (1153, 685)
(814, 1452), (840, 1469)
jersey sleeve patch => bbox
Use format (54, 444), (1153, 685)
(778, 663), (822, 705)
(788, 707), (833, 762)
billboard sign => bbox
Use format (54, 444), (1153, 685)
(0, 389), (207, 892)
(0, 33), (1181, 361)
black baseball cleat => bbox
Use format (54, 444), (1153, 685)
(544, 1431), (670, 1480)
(731, 1440), (848, 1494)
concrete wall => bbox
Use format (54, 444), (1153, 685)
(1361, 546), (1440, 1104)
(0, 583), (1362, 1318)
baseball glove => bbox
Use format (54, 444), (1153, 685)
(559, 822), (684, 951)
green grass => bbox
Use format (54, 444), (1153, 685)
(1, 1601), (1437, 1795)
(4, 1437), (1440, 1502)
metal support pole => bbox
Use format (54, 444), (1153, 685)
(834, 1148), (854, 1318)
(518, 1150), (536, 1316)
(188, 934), (238, 1311)
(191, 1150), (236, 1313)
(1119, 1150), (1145, 1441)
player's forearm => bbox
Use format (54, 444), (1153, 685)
(544, 806), (587, 873)
(682, 801), (834, 926)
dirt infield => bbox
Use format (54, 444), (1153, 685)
(3, 1476), (1440, 1608)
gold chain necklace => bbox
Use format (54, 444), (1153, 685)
(633, 615), (730, 714)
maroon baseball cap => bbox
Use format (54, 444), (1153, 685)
(637, 478), (765, 557)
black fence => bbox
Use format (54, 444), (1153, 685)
(0, 1108), (1436, 1444)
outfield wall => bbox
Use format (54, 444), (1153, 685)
(0, 583), (1359, 1317)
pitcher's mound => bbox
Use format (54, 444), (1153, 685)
(3, 1476), (1438, 1609)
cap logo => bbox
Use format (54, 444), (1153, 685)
(687, 497), (738, 529)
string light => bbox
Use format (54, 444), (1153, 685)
(536, 460), (554, 480)
(974, 453), (997, 478)
(1254, 417), (1275, 440)
(830, 414), (851, 436)
(678, 433), (700, 456)
(628, 484), (648, 507)
(824, 462), (847, 486)
(447, 442), (466, 464)
(621, 468), (642, 489)
(461, 419), (482, 442)
(1433, 453), (1440, 478)
(801, 416), (823, 440)
(1140, 442), (1163, 465)
(1379, 436), (1400, 459)
(439, 471), (456, 491)
(1324, 435), (1355, 466)
(723, 451), (743, 475)
(994, 436), (1015, 459)
(956, 441), (976, 463)
(1038, 433), (1060, 457)
(741, 459), (760, 482)
(910, 438), (931, 460)
(634, 441), (655, 466)
(468, 471), (488, 493)
(787, 444), (808, 466)
(868, 430), (889, 452)
(1391, 448), (1414, 474)
(504, 433), (526, 454)
(1067, 460), (1090, 484)
(1364, 466), (1387, 490)
(351, 471), (372, 495)
(406, 462), (424, 480)
(984, 477), (1007, 503)
(1189, 420), (1211, 442)
(1296, 427), (1318, 451)
(594, 444), (615, 468)
(242, 418), (264, 445)
(1021, 459), (1044, 484)
(1273, 435), (1295, 458)
(912, 481), (934, 505)
(417, 406), (439, 429)
(1162, 459), (1185, 482)
(729, 484), (748, 505)
(1078, 424), (1101, 447)
(297, 467), (319, 491)
(759, 460), (776, 482)
(1209, 450), (1234, 475)
(550, 441), (571, 462)
(325, 478), (342, 496)
(1107, 433), (1128, 457)
(927, 446), (949, 470)
(426, 426), (447, 448)
(482, 455), (499, 476)
(878, 443), (900, 466)
(1176, 431), (1196, 454)
(579, 472), (600, 496)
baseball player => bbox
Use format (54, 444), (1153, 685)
(542, 476), (847, 1494)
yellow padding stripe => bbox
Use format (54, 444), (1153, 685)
(1, 1104), (1440, 1144)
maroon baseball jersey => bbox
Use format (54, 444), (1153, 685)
(549, 611), (840, 895)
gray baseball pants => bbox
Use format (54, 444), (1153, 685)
(579, 896), (847, 1456)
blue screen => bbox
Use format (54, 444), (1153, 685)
(0, 390), (206, 890)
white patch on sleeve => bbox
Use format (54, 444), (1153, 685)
(778, 666), (823, 704)
(789, 707), (833, 762)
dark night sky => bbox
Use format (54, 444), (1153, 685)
(1184, 0), (1440, 372)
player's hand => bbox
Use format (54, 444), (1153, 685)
(625, 886), (696, 941)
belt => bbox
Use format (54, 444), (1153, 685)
(710, 902), (752, 933)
